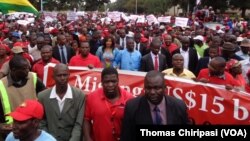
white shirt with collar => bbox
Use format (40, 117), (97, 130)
(134, 42), (140, 51)
(119, 37), (126, 49)
(180, 48), (189, 70)
(28, 44), (41, 61)
(50, 84), (73, 113)
(236, 50), (249, 60)
(58, 45), (68, 63)
(241, 59), (250, 82)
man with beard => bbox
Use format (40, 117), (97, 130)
(83, 67), (134, 141)
(5, 100), (56, 141)
(120, 71), (189, 141)
(38, 64), (85, 141)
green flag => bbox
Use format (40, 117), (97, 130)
(0, 0), (38, 15)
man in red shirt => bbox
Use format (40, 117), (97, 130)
(32, 45), (60, 81)
(197, 56), (239, 89)
(83, 67), (134, 141)
(69, 41), (101, 68)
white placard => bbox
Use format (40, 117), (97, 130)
(17, 20), (30, 26)
(45, 16), (54, 23)
(136, 15), (145, 23)
(67, 12), (77, 21)
(146, 14), (158, 25)
(121, 12), (129, 22)
(175, 17), (188, 27)
(43, 11), (57, 19)
(157, 16), (171, 23)
(108, 12), (121, 22)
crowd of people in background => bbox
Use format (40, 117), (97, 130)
(0, 4), (250, 141)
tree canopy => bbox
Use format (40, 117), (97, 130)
(29, 0), (249, 17)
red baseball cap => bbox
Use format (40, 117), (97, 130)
(50, 28), (59, 34)
(13, 42), (25, 48)
(140, 37), (148, 43)
(8, 100), (44, 121)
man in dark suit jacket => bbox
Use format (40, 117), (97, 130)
(38, 64), (85, 141)
(134, 33), (147, 56)
(140, 38), (167, 72)
(195, 45), (219, 76)
(116, 29), (127, 50)
(89, 30), (103, 55)
(120, 71), (189, 141)
(172, 36), (198, 74)
(52, 34), (75, 64)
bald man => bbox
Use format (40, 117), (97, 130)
(69, 41), (101, 69)
(197, 57), (239, 88)
(162, 54), (196, 79)
(38, 64), (85, 141)
(121, 71), (189, 141)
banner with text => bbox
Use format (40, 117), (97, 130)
(43, 63), (250, 125)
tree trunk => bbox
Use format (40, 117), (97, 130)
(241, 7), (246, 18)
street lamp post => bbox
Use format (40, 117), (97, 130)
(41, 0), (43, 12)
(135, 0), (137, 14)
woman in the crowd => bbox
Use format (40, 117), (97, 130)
(72, 40), (80, 55)
(96, 35), (119, 68)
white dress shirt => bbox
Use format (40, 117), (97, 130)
(180, 48), (189, 70)
(50, 84), (73, 113)
(151, 52), (159, 70)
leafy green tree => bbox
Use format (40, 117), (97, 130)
(111, 0), (175, 14)
(201, 0), (228, 12)
(230, 0), (250, 17)
(85, 0), (110, 11)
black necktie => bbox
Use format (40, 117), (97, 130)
(136, 43), (139, 50)
(60, 47), (66, 64)
(121, 39), (125, 49)
(154, 106), (162, 125)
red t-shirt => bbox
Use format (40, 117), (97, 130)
(163, 43), (178, 54)
(197, 68), (239, 86)
(68, 54), (102, 68)
(235, 74), (246, 86)
(245, 84), (250, 93)
(32, 58), (60, 80)
(84, 88), (134, 141)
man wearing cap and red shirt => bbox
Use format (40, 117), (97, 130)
(5, 100), (56, 141)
